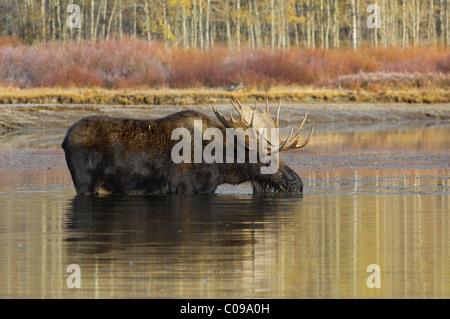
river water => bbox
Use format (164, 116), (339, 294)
(0, 113), (449, 298)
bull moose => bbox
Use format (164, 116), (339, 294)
(62, 100), (314, 195)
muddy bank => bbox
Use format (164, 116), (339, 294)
(0, 102), (449, 131)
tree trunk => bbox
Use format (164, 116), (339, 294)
(106, 0), (118, 40)
(94, 0), (103, 40)
(144, 0), (151, 42)
(253, 0), (261, 48)
(319, 0), (324, 48)
(199, 0), (204, 51)
(90, 0), (95, 40)
(182, 3), (188, 47)
(55, 0), (62, 40)
(226, 1), (232, 48)
(162, 0), (168, 47)
(132, 0), (137, 37)
(446, 0), (450, 46)
(325, 0), (331, 49)
(41, 0), (46, 42)
(415, 0), (421, 47)
(380, 0), (387, 47)
(101, 0), (108, 39)
(350, 0), (357, 50)
(270, 0), (275, 49)
(206, 0), (211, 50)
(410, 0), (421, 47)
(236, 0), (241, 49)
(333, 0), (340, 48)
(118, 0), (123, 37)
(192, 0), (197, 47)
(439, 0), (448, 45)
(402, 0), (407, 47)
(306, 1), (311, 48)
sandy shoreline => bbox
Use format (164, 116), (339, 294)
(0, 102), (449, 131)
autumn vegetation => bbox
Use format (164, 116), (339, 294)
(0, 37), (448, 100)
(0, 0), (449, 104)
(0, 36), (449, 89)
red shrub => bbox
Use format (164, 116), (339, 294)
(0, 36), (22, 47)
(437, 54), (450, 73)
(217, 48), (315, 89)
(0, 38), (448, 90)
(166, 47), (230, 88)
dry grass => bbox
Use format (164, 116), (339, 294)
(0, 86), (448, 105)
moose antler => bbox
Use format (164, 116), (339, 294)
(212, 99), (314, 153)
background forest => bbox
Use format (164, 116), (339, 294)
(0, 0), (448, 99)
(1, 0), (449, 48)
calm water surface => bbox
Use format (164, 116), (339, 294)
(0, 121), (449, 298)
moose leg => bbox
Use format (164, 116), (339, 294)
(72, 169), (102, 195)
(65, 149), (104, 195)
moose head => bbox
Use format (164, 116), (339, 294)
(211, 99), (314, 193)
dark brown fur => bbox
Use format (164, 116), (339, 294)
(62, 110), (303, 195)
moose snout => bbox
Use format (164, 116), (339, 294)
(286, 178), (303, 193)
(280, 165), (304, 194)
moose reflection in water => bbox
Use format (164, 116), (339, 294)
(65, 193), (303, 255)
(62, 100), (313, 195)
